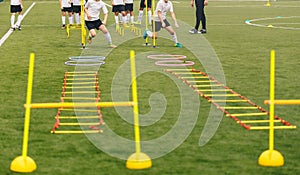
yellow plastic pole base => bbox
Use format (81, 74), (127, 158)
(265, 2), (271, 7)
(258, 150), (284, 167)
(10, 156), (37, 173)
(126, 152), (152, 170)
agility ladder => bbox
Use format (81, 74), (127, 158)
(165, 68), (296, 130)
(51, 71), (104, 134)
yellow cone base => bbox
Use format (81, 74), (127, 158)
(258, 150), (284, 167)
(10, 156), (37, 173)
(126, 152), (152, 170)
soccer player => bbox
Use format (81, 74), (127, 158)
(125, 0), (134, 25)
(111, 0), (127, 25)
(143, 0), (182, 48)
(10, 0), (23, 30)
(136, 0), (152, 25)
(85, 0), (117, 48)
(59, 0), (74, 29)
(72, 0), (82, 26)
(189, 0), (208, 34)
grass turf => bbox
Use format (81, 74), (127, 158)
(0, 0), (299, 174)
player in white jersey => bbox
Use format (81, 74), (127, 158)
(72, 0), (82, 25)
(10, 0), (23, 30)
(143, 0), (182, 48)
(59, 0), (74, 29)
(135, 0), (152, 25)
(85, 0), (116, 48)
(125, 0), (134, 24)
(111, 0), (126, 25)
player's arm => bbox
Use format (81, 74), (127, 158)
(170, 11), (179, 28)
(84, 6), (91, 20)
(102, 13), (108, 25)
(190, 0), (194, 7)
(59, 0), (63, 9)
(157, 10), (165, 27)
(102, 5), (109, 24)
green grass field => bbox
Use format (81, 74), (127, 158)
(0, 0), (300, 174)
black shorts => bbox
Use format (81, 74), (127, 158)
(72, 5), (81, 13)
(85, 19), (103, 30)
(125, 3), (133, 11)
(10, 5), (22, 13)
(153, 19), (170, 32)
(112, 5), (125, 13)
(140, 0), (152, 9)
(61, 7), (73, 12)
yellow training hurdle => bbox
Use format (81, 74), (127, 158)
(10, 51), (152, 173)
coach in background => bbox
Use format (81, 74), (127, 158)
(189, 0), (208, 34)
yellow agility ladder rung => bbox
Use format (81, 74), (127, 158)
(59, 122), (100, 126)
(66, 74), (96, 77)
(238, 119), (282, 124)
(63, 86), (97, 89)
(64, 82), (96, 85)
(67, 71), (97, 74)
(209, 99), (248, 103)
(51, 130), (103, 134)
(181, 76), (209, 79)
(63, 91), (98, 94)
(65, 78), (97, 81)
(227, 112), (268, 117)
(194, 84), (223, 87)
(57, 116), (100, 119)
(187, 80), (214, 83)
(249, 125), (297, 130)
(223, 106), (258, 109)
(205, 94), (240, 97)
(61, 97), (99, 100)
(196, 89), (231, 92)
(174, 72), (204, 75)
(59, 109), (97, 112)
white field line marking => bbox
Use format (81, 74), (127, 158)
(0, 2), (36, 47)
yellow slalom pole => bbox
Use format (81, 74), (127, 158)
(145, 0), (149, 45)
(152, 0), (156, 48)
(80, 0), (86, 48)
(126, 50), (152, 170)
(265, 0), (271, 7)
(10, 53), (37, 172)
(258, 50), (284, 167)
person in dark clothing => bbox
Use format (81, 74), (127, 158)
(189, 0), (208, 34)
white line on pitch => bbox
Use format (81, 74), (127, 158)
(0, 2), (36, 47)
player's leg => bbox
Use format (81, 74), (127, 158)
(98, 22), (117, 48)
(67, 10), (74, 25)
(15, 9), (23, 30)
(165, 20), (182, 48)
(61, 9), (67, 29)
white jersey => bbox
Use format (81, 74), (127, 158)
(125, 0), (133, 4)
(112, 0), (124, 5)
(61, 0), (72, 8)
(85, 0), (108, 21)
(155, 0), (173, 21)
(11, 0), (21, 5)
(73, 0), (81, 6)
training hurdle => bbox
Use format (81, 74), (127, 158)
(258, 50), (297, 167)
(66, 0), (87, 48)
(10, 51), (152, 173)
